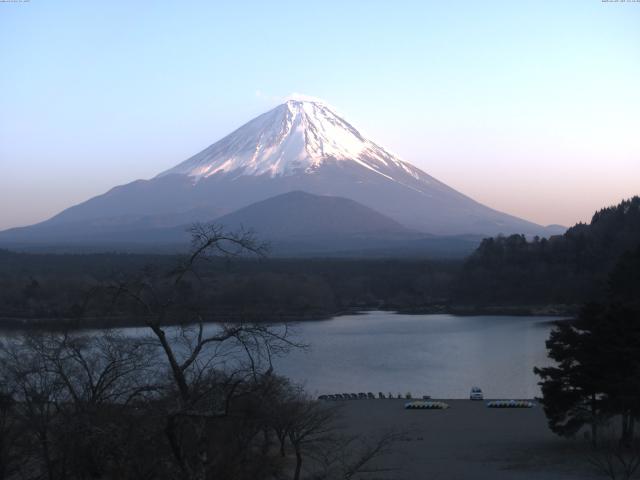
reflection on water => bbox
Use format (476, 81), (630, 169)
(46, 311), (557, 400)
(271, 311), (558, 399)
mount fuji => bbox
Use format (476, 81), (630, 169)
(0, 96), (563, 252)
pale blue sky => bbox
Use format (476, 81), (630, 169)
(1, 0), (639, 229)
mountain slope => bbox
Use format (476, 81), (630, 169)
(0, 97), (561, 245)
(213, 191), (414, 238)
(0, 191), (481, 257)
(207, 191), (481, 257)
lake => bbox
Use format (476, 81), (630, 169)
(54, 311), (559, 400)
(271, 311), (559, 399)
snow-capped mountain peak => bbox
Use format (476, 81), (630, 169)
(157, 97), (416, 181)
(283, 92), (332, 105)
(1, 96), (553, 240)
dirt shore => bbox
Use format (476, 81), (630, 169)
(334, 399), (598, 479)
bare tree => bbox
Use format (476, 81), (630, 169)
(312, 430), (403, 480)
(107, 223), (305, 479)
(263, 376), (301, 458)
(286, 395), (340, 480)
(1, 334), (69, 480)
(0, 224), (399, 480)
(588, 425), (640, 480)
(0, 381), (19, 480)
(278, 390), (401, 480)
(0, 330), (159, 480)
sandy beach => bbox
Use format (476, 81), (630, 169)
(334, 399), (598, 479)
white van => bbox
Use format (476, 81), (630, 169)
(470, 387), (484, 400)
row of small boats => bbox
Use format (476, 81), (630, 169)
(319, 392), (414, 400)
(404, 399), (536, 409)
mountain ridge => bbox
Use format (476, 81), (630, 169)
(213, 190), (416, 238)
(1, 97), (564, 244)
(0, 191), (482, 257)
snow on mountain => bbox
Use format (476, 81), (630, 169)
(0, 95), (560, 244)
(157, 98), (425, 186)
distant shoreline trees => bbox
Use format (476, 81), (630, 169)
(457, 196), (640, 307)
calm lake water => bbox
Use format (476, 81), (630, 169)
(46, 311), (558, 400)
(271, 311), (559, 399)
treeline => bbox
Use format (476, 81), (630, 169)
(1, 196), (639, 326)
(0, 251), (460, 327)
(455, 196), (640, 306)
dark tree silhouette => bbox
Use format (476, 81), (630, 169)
(534, 304), (610, 444)
(535, 246), (640, 447)
(457, 196), (640, 307)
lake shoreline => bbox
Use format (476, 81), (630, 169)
(3, 312), (557, 401)
(0, 303), (576, 331)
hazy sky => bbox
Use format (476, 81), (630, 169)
(1, 0), (639, 230)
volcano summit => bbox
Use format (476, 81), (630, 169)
(0, 97), (562, 251)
